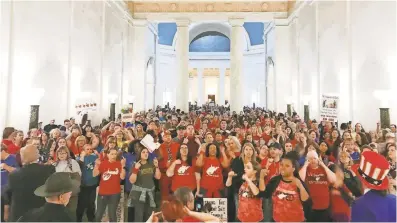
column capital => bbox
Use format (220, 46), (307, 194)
(229, 18), (245, 27)
(175, 19), (190, 27)
(132, 19), (148, 27)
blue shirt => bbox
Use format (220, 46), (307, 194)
(351, 190), (396, 222)
(350, 152), (360, 161)
(122, 152), (136, 193)
(77, 154), (99, 186)
(1, 155), (18, 192)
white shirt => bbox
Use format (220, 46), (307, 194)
(55, 159), (82, 176)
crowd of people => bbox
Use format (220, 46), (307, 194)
(1, 104), (396, 222)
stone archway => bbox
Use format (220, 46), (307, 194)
(172, 22), (251, 51)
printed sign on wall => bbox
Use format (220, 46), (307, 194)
(203, 198), (227, 222)
(320, 94), (339, 122)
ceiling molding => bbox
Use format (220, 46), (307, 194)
(127, 1), (289, 14)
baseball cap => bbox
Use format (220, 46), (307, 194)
(176, 126), (186, 130)
(269, 142), (282, 150)
(34, 172), (80, 197)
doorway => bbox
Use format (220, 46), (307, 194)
(208, 94), (215, 102)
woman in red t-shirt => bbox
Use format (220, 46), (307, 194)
(264, 153), (310, 222)
(167, 144), (200, 194)
(196, 143), (229, 198)
(226, 161), (265, 222)
(93, 147), (126, 222)
(299, 150), (336, 222)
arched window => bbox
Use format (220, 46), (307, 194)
(189, 31), (230, 52)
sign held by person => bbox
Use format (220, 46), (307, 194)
(203, 198), (227, 222)
(320, 94), (339, 122)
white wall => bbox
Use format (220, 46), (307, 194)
(270, 0), (397, 129)
(0, 1), (155, 132)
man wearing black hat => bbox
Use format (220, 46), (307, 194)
(17, 172), (80, 222)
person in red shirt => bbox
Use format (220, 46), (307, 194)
(99, 137), (117, 161)
(2, 127), (20, 155)
(100, 121), (117, 145)
(265, 152), (310, 222)
(166, 144), (200, 194)
(328, 164), (354, 222)
(299, 150), (336, 222)
(66, 126), (81, 156)
(261, 126), (272, 145)
(261, 143), (283, 184)
(157, 131), (180, 200)
(196, 143), (229, 198)
(226, 161), (265, 222)
(257, 145), (269, 162)
(93, 147), (126, 222)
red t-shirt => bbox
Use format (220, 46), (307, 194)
(330, 185), (351, 221)
(272, 180), (305, 222)
(101, 130), (113, 145)
(237, 180), (263, 222)
(2, 139), (20, 155)
(261, 133), (272, 144)
(171, 159), (198, 192)
(261, 158), (280, 184)
(68, 136), (81, 155)
(158, 142), (179, 171)
(98, 160), (122, 195)
(200, 157), (224, 197)
(305, 166), (330, 210)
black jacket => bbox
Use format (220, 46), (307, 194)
(17, 202), (74, 222)
(6, 163), (55, 222)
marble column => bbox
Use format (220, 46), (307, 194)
(218, 67), (226, 106)
(29, 105), (39, 130)
(197, 68), (204, 106)
(176, 19), (190, 112)
(287, 104), (292, 117)
(110, 103), (116, 121)
(379, 108), (390, 129)
(229, 18), (244, 112)
(131, 19), (148, 113)
(304, 105), (310, 125)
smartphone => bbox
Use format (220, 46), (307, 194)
(194, 195), (204, 212)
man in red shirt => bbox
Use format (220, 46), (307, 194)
(2, 127), (20, 155)
(261, 143), (282, 184)
(157, 131), (180, 200)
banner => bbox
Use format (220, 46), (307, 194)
(121, 113), (134, 122)
(203, 198), (227, 222)
(320, 94), (339, 122)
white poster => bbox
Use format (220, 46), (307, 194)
(121, 113), (134, 122)
(203, 198), (227, 222)
(320, 94), (339, 122)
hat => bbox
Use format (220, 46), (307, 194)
(269, 142), (282, 150)
(386, 132), (395, 138)
(351, 151), (390, 190)
(38, 120), (43, 124)
(34, 172), (80, 197)
(176, 126), (186, 130)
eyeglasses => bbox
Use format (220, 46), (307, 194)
(58, 152), (68, 155)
